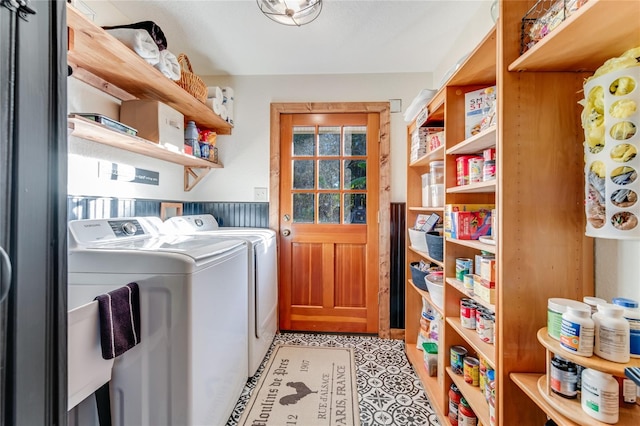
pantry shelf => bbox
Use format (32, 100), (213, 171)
(410, 145), (445, 167)
(409, 280), (444, 318)
(446, 238), (495, 254)
(537, 328), (640, 376)
(508, 0), (640, 73)
(446, 26), (497, 87)
(446, 278), (495, 312)
(534, 374), (640, 425)
(511, 373), (583, 426)
(446, 181), (496, 194)
(447, 367), (491, 426)
(408, 206), (445, 213)
(446, 126), (497, 155)
(66, 3), (232, 135)
(426, 90), (445, 123)
(447, 317), (495, 368)
(405, 344), (450, 425)
(408, 246), (444, 268)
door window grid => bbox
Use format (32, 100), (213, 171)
(291, 125), (367, 224)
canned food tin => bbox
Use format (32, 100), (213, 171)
(463, 274), (475, 290)
(461, 301), (477, 329)
(483, 148), (496, 161)
(483, 160), (496, 181)
(456, 258), (473, 281)
(479, 313), (495, 344)
(469, 158), (484, 183)
(463, 356), (480, 386)
(451, 345), (468, 374)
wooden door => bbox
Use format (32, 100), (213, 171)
(279, 113), (379, 333)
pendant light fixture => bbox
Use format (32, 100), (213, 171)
(257, 0), (322, 26)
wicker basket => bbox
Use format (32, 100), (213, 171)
(176, 53), (207, 103)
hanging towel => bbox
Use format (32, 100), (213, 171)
(104, 28), (160, 66)
(95, 282), (141, 360)
(154, 49), (181, 80)
(102, 21), (167, 51)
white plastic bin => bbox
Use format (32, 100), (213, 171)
(421, 173), (431, 207)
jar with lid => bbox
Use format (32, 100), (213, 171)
(550, 355), (578, 399)
(612, 297), (640, 358)
(581, 368), (619, 423)
(583, 296), (607, 315)
(458, 398), (477, 426)
(593, 303), (630, 363)
(560, 305), (594, 357)
(448, 383), (462, 425)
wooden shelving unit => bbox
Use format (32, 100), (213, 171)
(510, 328), (640, 425)
(67, 4), (232, 135)
(446, 277), (495, 312)
(405, 1), (604, 424)
(68, 115), (221, 191)
(447, 367), (490, 426)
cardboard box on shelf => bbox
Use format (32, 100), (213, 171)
(480, 258), (496, 283)
(444, 204), (495, 238)
(464, 86), (497, 139)
(451, 210), (492, 240)
(120, 100), (185, 151)
(474, 278), (496, 305)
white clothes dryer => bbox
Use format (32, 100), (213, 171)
(162, 214), (277, 377)
(67, 217), (249, 426)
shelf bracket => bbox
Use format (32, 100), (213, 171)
(184, 166), (211, 191)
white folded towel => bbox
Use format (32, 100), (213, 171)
(220, 104), (228, 121)
(105, 28), (160, 66)
(206, 97), (223, 115)
(207, 86), (223, 100)
(154, 50), (180, 80)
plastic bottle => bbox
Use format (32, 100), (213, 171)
(547, 298), (590, 341)
(583, 296), (607, 315)
(593, 303), (630, 363)
(581, 368), (619, 423)
(560, 305), (594, 357)
(612, 297), (640, 358)
(185, 120), (200, 158)
(550, 355), (578, 399)
(458, 397), (477, 426)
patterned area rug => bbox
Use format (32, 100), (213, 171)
(227, 333), (440, 426)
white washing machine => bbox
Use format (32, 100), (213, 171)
(67, 217), (249, 426)
(162, 214), (277, 377)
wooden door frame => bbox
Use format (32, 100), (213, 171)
(269, 102), (391, 338)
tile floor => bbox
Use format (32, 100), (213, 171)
(226, 332), (440, 426)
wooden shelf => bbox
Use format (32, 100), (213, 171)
(447, 317), (496, 369)
(446, 238), (496, 254)
(447, 26), (497, 87)
(409, 280), (444, 318)
(66, 4), (232, 135)
(408, 206), (445, 213)
(446, 180), (496, 194)
(446, 126), (497, 155)
(511, 373), (583, 426)
(68, 115), (221, 191)
(516, 373), (640, 425)
(410, 145), (445, 167)
(509, 0), (640, 73)
(447, 367), (491, 426)
(426, 89), (446, 123)
(446, 277), (495, 312)
(406, 344), (449, 425)
(408, 246), (444, 267)
(537, 328), (640, 376)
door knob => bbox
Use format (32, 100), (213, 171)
(282, 229), (291, 237)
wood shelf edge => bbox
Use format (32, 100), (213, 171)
(409, 279), (444, 317)
(446, 366), (491, 426)
(405, 344), (449, 425)
(447, 317), (496, 368)
(446, 277), (495, 312)
(445, 238), (496, 254)
(511, 373), (582, 426)
(445, 126), (497, 155)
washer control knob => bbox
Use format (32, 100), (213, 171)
(195, 218), (204, 227)
(122, 222), (138, 236)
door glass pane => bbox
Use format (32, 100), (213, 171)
(293, 126), (315, 156)
(344, 160), (367, 189)
(293, 160), (315, 189)
(318, 160), (340, 189)
(344, 194), (366, 224)
(293, 193), (315, 223)
(344, 126), (367, 156)
(319, 126), (340, 156)
(319, 193), (340, 223)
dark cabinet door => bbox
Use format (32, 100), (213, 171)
(0, 1), (67, 425)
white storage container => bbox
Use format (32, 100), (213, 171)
(421, 173), (431, 207)
(408, 228), (429, 253)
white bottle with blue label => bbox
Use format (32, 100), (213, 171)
(560, 305), (594, 357)
(612, 297), (640, 358)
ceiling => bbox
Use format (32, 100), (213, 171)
(85, 0), (494, 76)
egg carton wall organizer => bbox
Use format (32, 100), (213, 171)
(584, 66), (640, 239)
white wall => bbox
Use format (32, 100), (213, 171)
(68, 73), (433, 202)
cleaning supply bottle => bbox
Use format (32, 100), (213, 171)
(185, 120), (200, 158)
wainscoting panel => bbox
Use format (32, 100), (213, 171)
(68, 196), (269, 228)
